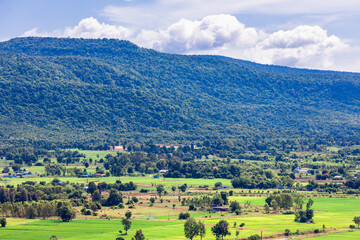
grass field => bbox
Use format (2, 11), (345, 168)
(1, 196), (359, 239)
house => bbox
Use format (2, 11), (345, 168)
(211, 204), (228, 211)
(159, 170), (168, 173)
(293, 167), (310, 174)
(78, 174), (90, 178)
(153, 175), (160, 178)
(110, 146), (125, 151)
(333, 176), (342, 180)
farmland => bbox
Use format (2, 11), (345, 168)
(0, 142), (360, 240)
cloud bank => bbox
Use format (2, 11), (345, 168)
(22, 15), (349, 71)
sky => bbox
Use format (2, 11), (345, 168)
(1, 0), (360, 72)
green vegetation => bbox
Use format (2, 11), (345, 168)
(0, 37), (360, 239)
(1, 37), (360, 145)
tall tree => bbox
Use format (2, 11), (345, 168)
(211, 220), (231, 240)
(198, 221), (206, 240)
(122, 218), (131, 235)
(134, 229), (145, 240)
(184, 217), (199, 240)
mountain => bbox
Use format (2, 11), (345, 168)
(0, 37), (359, 145)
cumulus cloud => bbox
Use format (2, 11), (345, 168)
(22, 15), (349, 70)
(136, 14), (259, 53)
(23, 17), (133, 39)
(247, 25), (348, 68)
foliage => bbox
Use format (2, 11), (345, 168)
(134, 229), (145, 240)
(1, 37), (360, 144)
(0, 218), (6, 227)
(58, 205), (76, 222)
(211, 220), (231, 240)
(184, 218), (199, 240)
(121, 218), (131, 234)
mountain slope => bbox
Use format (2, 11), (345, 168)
(0, 37), (359, 144)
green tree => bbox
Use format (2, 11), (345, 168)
(87, 182), (97, 194)
(353, 216), (360, 229)
(230, 201), (241, 213)
(306, 198), (314, 210)
(198, 221), (206, 240)
(122, 218), (132, 235)
(134, 229), (145, 240)
(125, 211), (132, 219)
(184, 217), (199, 240)
(211, 220), (231, 240)
(49, 235), (57, 240)
(58, 206), (76, 222)
(264, 203), (270, 213)
(156, 184), (165, 197)
(248, 234), (260, 240)
(271, 199), (278, 212)
(0, 218), (6, 227)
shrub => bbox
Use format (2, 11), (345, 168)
(284, 229), (291, 236)
(350, 225), (356, 229)
(0, 218), (6, 227)
(179, 212), (190, 220)
(248, 234), (260, 240)
(314, 229), (320, 233)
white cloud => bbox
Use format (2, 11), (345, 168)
(23, 17), (133, 39)
(21, 15), (352, 71)
(136, 14), (259, 53)
(248, 25), (348, 68)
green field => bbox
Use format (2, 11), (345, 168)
(1, 196), (359, 239)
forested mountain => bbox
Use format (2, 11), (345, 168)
(0, 37), (359, 145)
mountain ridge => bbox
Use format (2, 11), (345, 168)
(0, 37), (359, 144)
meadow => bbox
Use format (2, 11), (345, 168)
(1, 195), (359, 240)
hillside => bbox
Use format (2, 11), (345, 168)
(0, 37), (360, 144)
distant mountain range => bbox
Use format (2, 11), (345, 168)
(0, 37), (359, 144)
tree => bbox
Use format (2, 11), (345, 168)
(198, 221), (206, 240)
(353, 216), (360, 229)
(179, 184), (187, 193)
(306, 198), (314, 210)
(58, 206), (76, 222)
(49, 235), (57, 240)
(184, 217), (199, 240)
(156, 184), (165, 197)
(230, 201), (241, 213)
(271, 199), (278, 212)
(264, 203), (270, 213)
(236, 230), (240, 238)
(0, 218), (6, 227)
(122, 218), (131, 235)
(125, 211), (132, 219)
(134, 229), (145, 240)
(211, 220), (231, 240)
(87, 182), (97, 194)
(106, 189), (122, 206)
(248, 234), (260, 240)
(92, 190), (102, 202)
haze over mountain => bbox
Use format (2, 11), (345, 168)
(0, 37), (359, 144)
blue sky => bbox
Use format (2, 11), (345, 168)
(1, 0), (360, 72)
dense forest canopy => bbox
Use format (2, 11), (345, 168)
(0, 37), (360, 146)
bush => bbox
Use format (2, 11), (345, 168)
(248, 234), (260, 240)
(0, 218), (6, 227)
(314, 229), (320, 234)
(284, 229), (291, 236)
(350, 225), (356, 229)
(179, 212), (190, 220)
(282, 210), (295, 215)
